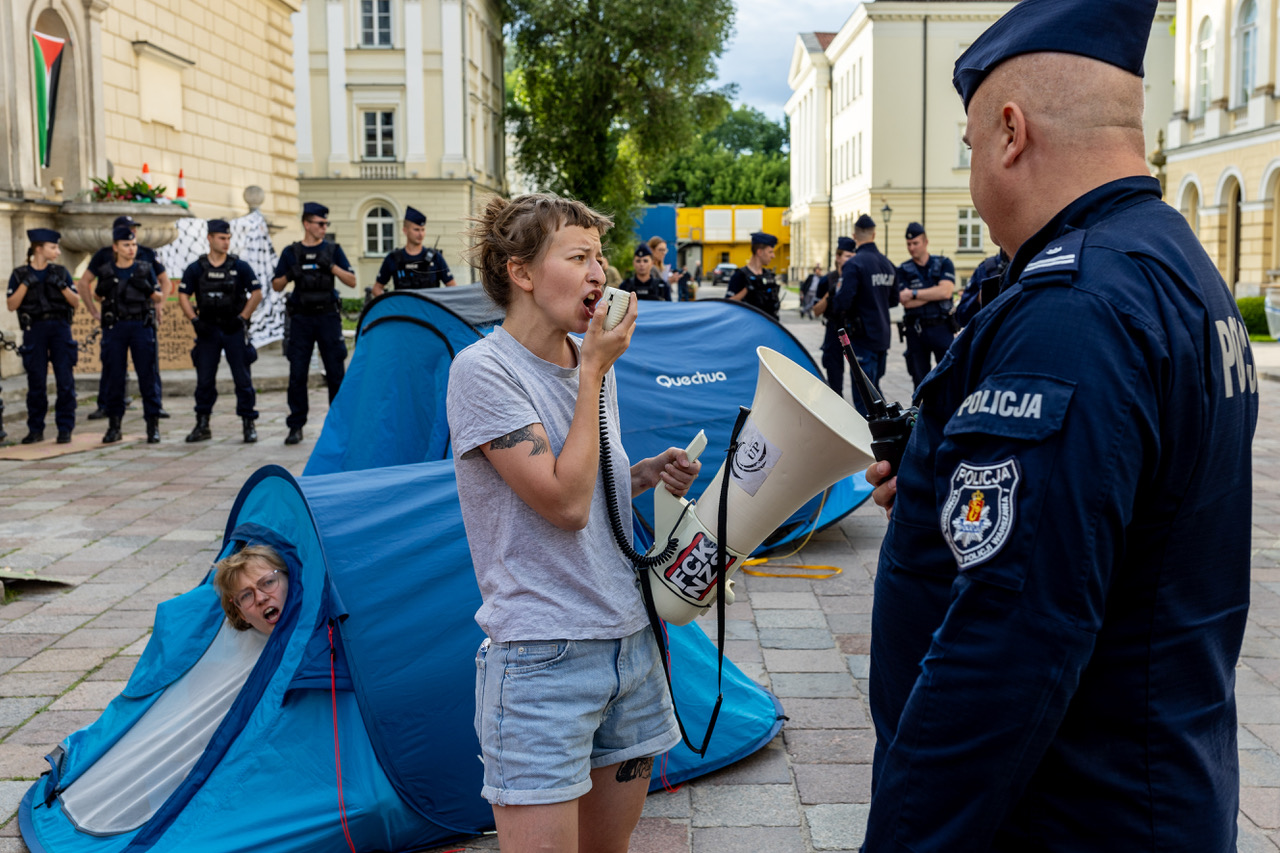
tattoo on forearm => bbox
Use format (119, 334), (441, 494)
(489, 426), (549, 457)
(615, 757), (653, 783)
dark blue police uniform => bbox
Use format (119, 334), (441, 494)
(179, 253), (261, 421)
(619, 273), (670, 301)
(955, 251), (1007, 327)
(95, 258), (162, 428)
(89, 240), (167, 413)
(725, 266), (779, 318)
(833, 241), (896, 417)
(897, 251), (957, 388)
(273, 240), (351, 431)
(7, 250), (78, 441)
(376, 246), (452, 290)
(816, 261), (849, 398)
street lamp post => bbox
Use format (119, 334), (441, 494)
(881, 200), (893, 262)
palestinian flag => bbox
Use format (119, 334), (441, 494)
(32, 31), (67, 168)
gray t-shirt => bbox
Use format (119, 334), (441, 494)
(447, 326), (648, 642)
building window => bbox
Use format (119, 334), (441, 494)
(1237, 0), (1257, 105)
(957, 208), (984, 252)
(1196, 17), (1213, 116)
(364, 206), (396, 256)
(363, 110), (395, 160)
(957, 123), (970, 168)
(360, 0), (392, 47)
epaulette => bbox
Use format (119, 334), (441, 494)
(1018, 229), (1084, 287)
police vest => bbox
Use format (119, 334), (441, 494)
(389, 247), (442, 289)
(16, 264), (73, 328)
(194, 254), (248, 322)
(288, 241), (336, 311)
(740, 269), (781, 315)
(899, 256), (954, 320)
(96, 261), (156, 323)
(621, 275), (666, 301)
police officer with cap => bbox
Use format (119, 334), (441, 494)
(619, 243), (670, 301)
(372, 206), (456, 296)
(726, 232), (781, 319)
(271, 202), (357, 446)
(896, 222), (957, 388)
(812, 235), (857, 398)
(95, 224), (164, 444)
(863, 1), (1257, 849)
(178, 219), (264, 444)
(81, 215), (172, 420)
(6, 228), (79, 443)
(833, 214), (896, 417)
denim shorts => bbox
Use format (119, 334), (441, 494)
(474, 627), (680, 806)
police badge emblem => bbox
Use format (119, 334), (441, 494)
(941, 458), (1020, 569)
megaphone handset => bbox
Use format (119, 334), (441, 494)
(602, 286), (630, 331)
(837, 326), (918, 475)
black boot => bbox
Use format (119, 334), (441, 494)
(157, 407), (171, 419)
(103, 416), (122, 444)
(284, 427), (303, 446)
(185, 413), (212, 443)
(56, 430), (72, 444)
(242, 417), (257, 444)
(21, 429), (44, 444)
(146, 416), (161, 444)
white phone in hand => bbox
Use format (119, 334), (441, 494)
(602, 287), (631, 330)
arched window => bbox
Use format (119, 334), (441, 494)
(1237, 0), (1258, 105)
(1180, 183), (1200, 236)
(1196, 17), (1213, 116)
(364, 206), (396, 256)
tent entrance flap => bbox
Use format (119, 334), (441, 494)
(59, 621), (267, 836)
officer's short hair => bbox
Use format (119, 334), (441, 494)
(466, 193), (613, 310)
(853, 224), (875, 243)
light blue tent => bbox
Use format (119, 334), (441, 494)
(21, 461), (785, 853)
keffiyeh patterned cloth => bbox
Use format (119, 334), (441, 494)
(156, 210), (285, 347)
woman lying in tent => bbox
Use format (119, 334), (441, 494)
(52, 544), (289, 834)
(447, 193), (701, 852)
(212, 544), (289, 635)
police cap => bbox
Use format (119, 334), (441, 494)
(854, 214), (876, 231)
(27, 228), (60, 244)
(207, 219), (231, 235)
(905, 222), (926, 240)
(836, 236), (857, 253)
(953, 0), (1158, 109)
(302, 201), (329, 219)
(750, 232), (778, 247)
(112, 224), (135, 242)
(634, 243), (653, 258)
(112, 215), (138, 229)
(404, 206), (426, 226)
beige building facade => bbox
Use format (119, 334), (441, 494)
(0, 0), (302, 379)
(786, 1), (1175, 285)
(293, 0), (504, 289)
(1164, 0), (1280, 296)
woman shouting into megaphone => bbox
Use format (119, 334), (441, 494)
(447, 193), (700, 853)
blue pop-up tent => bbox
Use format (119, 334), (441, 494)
(307, 289), (872, 550)
(21, 462), (785, 853)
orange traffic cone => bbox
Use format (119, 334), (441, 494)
(141, 162), (151, 186)
(176, 169), (186, 200)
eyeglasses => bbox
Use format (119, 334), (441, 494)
(234, 570), (283, 610)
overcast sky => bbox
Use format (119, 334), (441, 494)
(712, 0), (855, 123)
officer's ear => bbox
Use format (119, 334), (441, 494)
(1000, 101), (1029, 169)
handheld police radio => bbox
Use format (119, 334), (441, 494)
(838, 326), (917, 474)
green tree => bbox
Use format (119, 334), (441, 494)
(646, 108), (790, 206)
(505, 0), (735, 233)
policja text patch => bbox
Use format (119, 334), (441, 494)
(941, 458), (1021, 569)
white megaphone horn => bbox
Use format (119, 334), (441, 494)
(644, 346), (875, 626)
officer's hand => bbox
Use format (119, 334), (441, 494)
(898, 290), (911, 306)
(866, 460), (896, 520)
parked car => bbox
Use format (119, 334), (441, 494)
(711, 263), (738, 286)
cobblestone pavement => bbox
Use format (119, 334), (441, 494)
(2, 302), (1279, 852)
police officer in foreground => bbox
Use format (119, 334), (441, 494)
(896, 222), (957, 389)
(6, 229), (79, 444)
(619, 243), (670, 301)
(95, 225), (164, 444)
(813, 235), (856, 398)
(81, 215), (172, 420)
(271, 202), (356, 446)
(178, 219), (263, 444)
(833, 214), (896, 417)
(955, 248), (1008, 327)
(863, 1), (1257, 849)
(372, 206), (456, 296)
(725, 232), (780, 319)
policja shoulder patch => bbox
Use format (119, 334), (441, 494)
(941, 457), (1021, 569)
